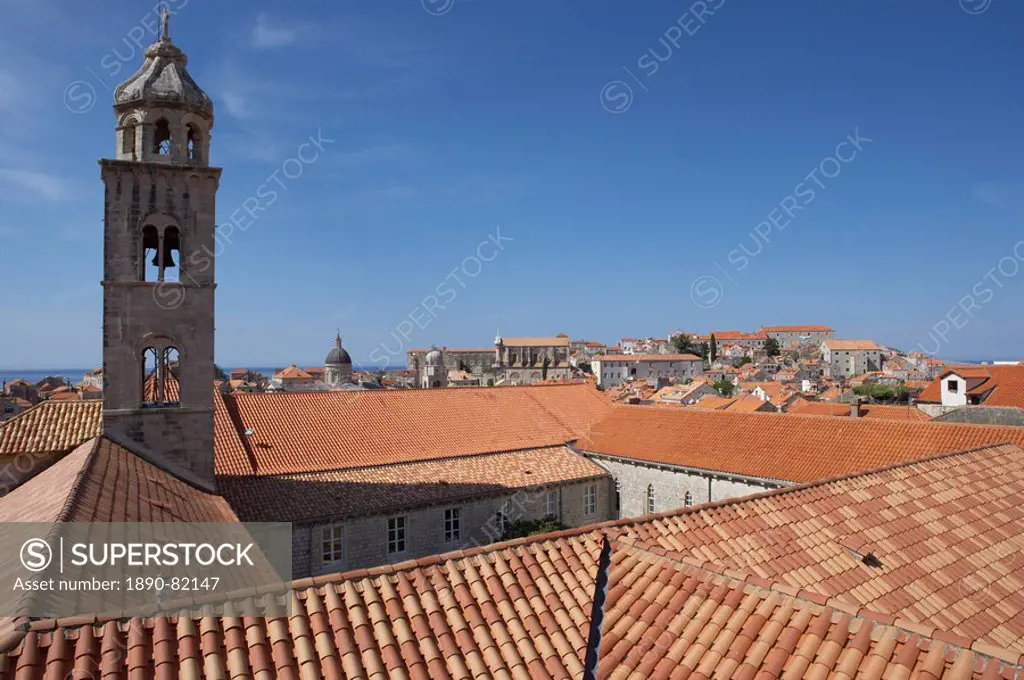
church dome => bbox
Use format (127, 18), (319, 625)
(425, 349), (444, 366)
(113, 15), (213, 118)
(325, 332), (351, 366)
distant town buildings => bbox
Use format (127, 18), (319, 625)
(494, 335), (571, 384)
(820, 338), (883, 380)
(592, 353), (703, 388)
(761, 324), (835, 348)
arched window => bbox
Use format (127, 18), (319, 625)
(613, 479), (621, 518)
(684, 491), (693, 507)
(162, 226), (181, 282)
(646, 484), (655, 515)
(153, 118), (171, 155)
(142, 225), (160, 282)
(142, 346), (180, 407)
(186, 124), (199, 161)
(122, 122), (137, 161)
(141, 222), (180, 282)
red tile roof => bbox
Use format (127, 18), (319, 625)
(761, 324), (835, 332)
(4, 443), (1024, 678)
(221, 445), (608, 522)
(575, 405), (1024, 482)
(592, 353), (702, 362)
(789, 401), (932, 421)
(0, 436), (238, 524)
(824, 339), (883, 351)
(917, 365), (1024, 408)
(215, 383), (612, 476)
(0, 401), (102, 457)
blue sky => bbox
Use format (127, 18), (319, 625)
(1, 0), (1022, 369)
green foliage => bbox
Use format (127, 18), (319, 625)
(713, 379), (735, 397)
(852, 383), (910, 403)
(698, 342), (710, 361)
(542, 356), (550, 380)
(764, 337), (781, 357)
(671, 333), (697, 354)
(736, 356), (753, 367)
(709, 334), (718, 362)
(213, 364), (227, 381)
(500, 516), (569, 541)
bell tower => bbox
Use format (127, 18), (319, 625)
(100, 11), (221, 485)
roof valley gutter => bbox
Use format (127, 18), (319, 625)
(582, 534), (613, 680)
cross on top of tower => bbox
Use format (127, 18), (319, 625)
(161, 7), (170, 40)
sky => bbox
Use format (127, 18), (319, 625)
(1, 0), (1023, 369)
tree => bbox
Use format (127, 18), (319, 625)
(764, 337), (781, 357)
(542, 356), (550, 380)
(213, 364), (228, 381)
(500, 516), (569, 541)
(672, 333), (697, 355)
(698, 342), (710, 361)
(713, 379), (735, 397)
(735, 356), (753, 367)
(709, 334), (718, 362)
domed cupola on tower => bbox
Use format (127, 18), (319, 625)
(113, 10), (212, 166)
(421, 347), (448, 388)
(324, 332), (353, 387)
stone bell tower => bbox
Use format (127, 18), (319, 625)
(100, 11), (221, 486)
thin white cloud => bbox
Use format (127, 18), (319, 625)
(0, 168), (67, 200)
(220, 92), (254, 120)
(973, 180), (1022, 206)
(251, 14), (297, 49)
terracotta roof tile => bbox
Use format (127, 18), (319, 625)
(917, 365), (1024, 408)
(4, 444), (1024, 677)
(824, 339), (883, 351)
(0, 401), (102, 456)
(575, 406), (1024, 482)
(221, 445), (608, 522)
(761, 325), (835, 333)
(215, 383), (611, 476)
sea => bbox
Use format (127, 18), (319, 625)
(0, 366), (403, 386)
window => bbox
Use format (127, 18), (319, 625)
(546, 490), (558, 517)
(646, 485), (655, 515)
(947, 379), (959, 393)
(154, 118), (171, 155)
(584, 484), (597, 516)
(388, 516), (406, 554)
(186, 124), (200, 161)
(321, 525), (343, 564)
(141, 222), (180, 282)
(444, 507), (460, 543)
(684, 491), (693, 507)
(122, 121), (137, 160)
(142, 346), (180, 407)
(614, 479), (621, 517)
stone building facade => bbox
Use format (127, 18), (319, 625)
(495, 336), (571, 385)
(408, 348), (497, 386)
(821, 339), (883, 380)
(579, 452), (786, 519)
(100, 21), (220, 486)
(761, 325), (835, 348)
(291, 477), (611, 577)
(591, 354), (704, 388)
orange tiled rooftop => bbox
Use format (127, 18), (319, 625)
(4, 442), (1024, 678)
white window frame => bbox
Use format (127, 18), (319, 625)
(646, 485), (655, 515)
(546, 490), (558, 517)
(584, 484), (597, 516)
(388, 516), (407, 554)
(321, 524), (344, 565)
(444, 507), (461, 543)
(684, 491), (693, 507)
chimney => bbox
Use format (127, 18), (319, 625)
(850, 397), (862, 418)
